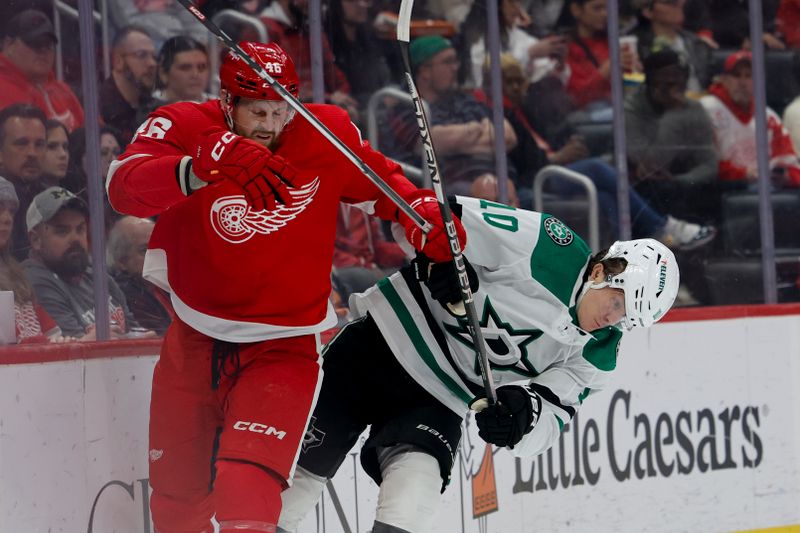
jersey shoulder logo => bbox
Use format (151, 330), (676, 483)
(544, 216), (574, 246)
(210, 177), (320, 243)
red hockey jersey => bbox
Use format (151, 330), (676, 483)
(107, 100), (418, 342)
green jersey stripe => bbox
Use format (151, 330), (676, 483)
(377, 279), (474, 405)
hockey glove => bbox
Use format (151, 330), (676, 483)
(182, 128), (299, 212)
(474, 385), (541, 449)
(413, 253), (479, 307)
(398, 191), (466, 263)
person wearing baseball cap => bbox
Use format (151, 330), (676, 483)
(700, 50), (800, 188)
(0, 9), (84, 132)
(21, 187), (153, 340)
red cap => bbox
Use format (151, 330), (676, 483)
(724, 50), (752, 73)
(219, 42), (300, 100)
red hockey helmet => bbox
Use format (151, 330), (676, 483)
(220, 41), (300, 100)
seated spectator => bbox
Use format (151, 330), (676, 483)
(325, 0), (392, 106)
(481, 53), (715, 247)
(701, 51), (800, 188)
(154, 36), (212, 105)
(22, 187), (154, 340)
(777, 0), (800, 48)
(0, 176), (67, 343)
(624, 49), (719, 220)
(463, 0), (570, 88)
(41, 119), (70, 189)
(63, 126), (124, 230)
(0, 10), (85, 132)
(683, 0), (784, 50)
(468, 172), (520, 206)
(564, 0), (641, 109)
(259, 0), (359, 118)
(384, 36), (518, 194)
(107, 216), (173, 335)
(0, 104), (47, 260)
(633, 0), (712, 93)
(106, 0), (207, 50)
(333, 204), (407, 301)
(100, 26), (163, 145)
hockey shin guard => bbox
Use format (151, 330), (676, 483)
(215, 460), (282, 532)
(277, 465), (328, 532)
(374, 448), (442, 532)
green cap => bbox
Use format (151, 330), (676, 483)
(410, 35), (453, 69)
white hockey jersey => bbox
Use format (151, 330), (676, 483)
(350, 197), (622, 458)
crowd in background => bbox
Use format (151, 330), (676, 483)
(2, 0), (800, 344)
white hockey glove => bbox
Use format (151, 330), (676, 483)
(474, 385), (541, 449)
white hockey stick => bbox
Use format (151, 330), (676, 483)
(176, 0), (431, 232)
(397, 0), (497, 406)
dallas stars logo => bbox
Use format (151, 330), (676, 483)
(443, 297), (543, 377)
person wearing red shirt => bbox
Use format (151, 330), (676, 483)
(0, 10), (84, 132)
(106, 41), (464, 533)
(565, 0), (638, 109)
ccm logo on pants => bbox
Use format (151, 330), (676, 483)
(233, 421), (287, 440)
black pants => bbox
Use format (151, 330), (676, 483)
(298, 314), (463, 491)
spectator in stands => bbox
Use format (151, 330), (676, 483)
(385, 36), (517, 194)
(0, 176), (67, 343)
(23, 187), (154, 340)
(333, 204), (407, 301)
(777, 0), (800, 48)
(107, 216), (173, 336)
(41, 120), (70, 189)
(100, 26), (163, 145)
(106, 0), (207, 50)
(0, 104), (47, 261)
(62, 126), (123, 231)
(325, 0), (392, 106)
(484, 53), (715, 246)
(154, 36), (212, 105)
(0, 10), (85, 132)
(701, 51), (800, 188)
(463, 0), (570, 88)
(625, 49), (719, 220)
(468, 172), (520, 206)
(563, 0), (641, 109)
(633, 0), (712, 93)
(259, 0), (359, 118)
(683, 0), (784, 50)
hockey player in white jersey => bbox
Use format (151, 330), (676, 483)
(278, 196), (680, 533)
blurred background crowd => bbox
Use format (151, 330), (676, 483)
(1, 0), (799, 344)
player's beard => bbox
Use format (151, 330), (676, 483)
(47, 243), (90, 280)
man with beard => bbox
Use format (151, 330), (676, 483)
(0, 103), (47, 260)
(22, 187), (153, 340)
(100, 26), (163, 146)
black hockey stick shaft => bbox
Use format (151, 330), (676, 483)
(176, 0), (431, 232)
(397, 0), (497, 406)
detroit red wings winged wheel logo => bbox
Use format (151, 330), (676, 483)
(210, 177), (320, 243)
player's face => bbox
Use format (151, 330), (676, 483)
(161, 49), (209, 102)
(0, 200), (17, 250)
(231, 98), (293, 150)
(42, 126), (69, 181)
(0, 117), (46, 183)
(31, 208), (89, 279)
(578, 264), (626, 331)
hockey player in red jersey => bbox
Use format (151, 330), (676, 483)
(106, 41), (465, 533)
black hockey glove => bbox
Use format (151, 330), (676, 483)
(475, 385), (542, 449)
(412, 253), (479, 307)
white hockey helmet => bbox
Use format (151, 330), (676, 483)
(600, 239), (680, 330)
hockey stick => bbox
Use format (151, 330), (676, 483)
(396, 0), (497, 406)
(176, 0), (430, 232)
